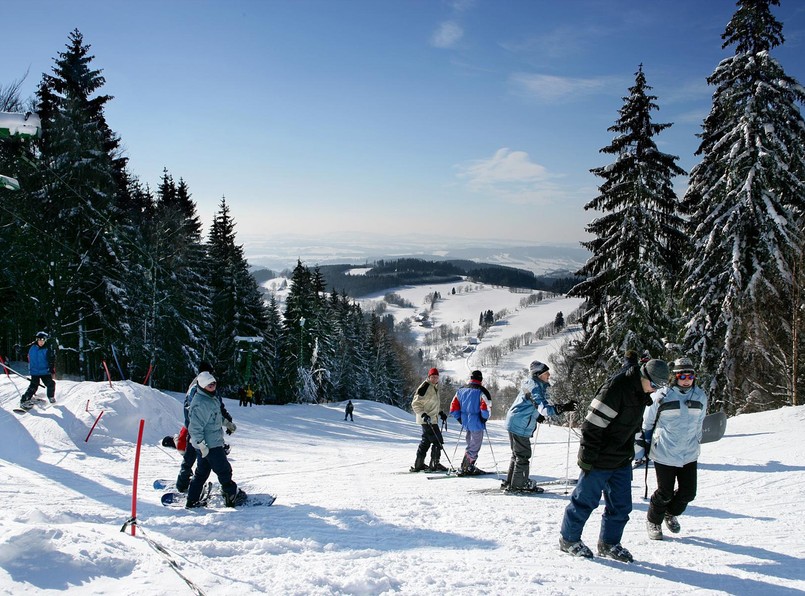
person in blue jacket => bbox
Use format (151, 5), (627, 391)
(639, 357), (708, 540)
(186, 371), (245, 508)
(450, 370), (492, 475)
(19, 331), (56, 410)
(503, 361), (577, 493)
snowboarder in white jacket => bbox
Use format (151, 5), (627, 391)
(639, 357), (708, 540)
(185, 372), (245, 508)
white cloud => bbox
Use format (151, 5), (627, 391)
(509, 72), (612, 102)
(431, 21), (463, 48)
(455, 148), (563, 205)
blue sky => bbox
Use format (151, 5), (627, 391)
(3, 0), (804, 246)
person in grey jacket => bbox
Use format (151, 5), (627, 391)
(640, 357), (708, 540)
(185, 372), (246, 508)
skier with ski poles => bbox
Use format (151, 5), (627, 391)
(502, 361), (577, 493)
(449, 370), (492, 475)
(19, 331), (56, 410)
(638, 357), (708, 541)
(410, 368), (449, 472)
(559, 357), (669, 562)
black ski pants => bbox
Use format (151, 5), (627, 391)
(176, 441), (197, 493)
(416, 423), (444, 462)
(186, 446), (237, 505)
(647, 460), (698, 524)
(22, 374), (55, 400)
(506, 432), (532, 489)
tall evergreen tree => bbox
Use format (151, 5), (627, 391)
(680, 0), (805, 412)
(207, 197), (271, 393)
(570, 65), (686, 368)
(32, 29), (130, 378)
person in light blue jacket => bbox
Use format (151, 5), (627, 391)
(185, 372), (246, 508)
(640, 357), (708, 540)
(503, 361), (577, 492)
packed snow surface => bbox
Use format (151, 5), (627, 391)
(1, 375), (804, 595)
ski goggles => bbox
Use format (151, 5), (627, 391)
(675, 373), (695, 380)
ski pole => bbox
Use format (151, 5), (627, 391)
(450, 425), (465, 472)
(484, 425), (501, 476)
(433, 426), (454, 471)
(564, 410), (574, 494)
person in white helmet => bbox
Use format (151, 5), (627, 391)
(640, 357), (708, 541)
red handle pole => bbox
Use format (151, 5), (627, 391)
(102, 360), (113, 388)
(85, 410), (104, 442)
(130, 419), (145, 537)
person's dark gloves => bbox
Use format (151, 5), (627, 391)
(578, 459), (593, 471)
(559, 400), (579, 413)
(422, 413), (431, 424)
(456, 417), (462, 426)
(536, 414), (546, 424)
(439, 411), (447, 421)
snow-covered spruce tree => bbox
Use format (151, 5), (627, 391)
(680, 0), (805, 413)
(569, 65), (686, 370)
(206, 197), (272, 394)
(33, 30), (131, 378)
(129, 171), (212, 390)
(279, 259), (317, 403)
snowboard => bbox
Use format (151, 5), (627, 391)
(701, 410), (727, 444)
(153, 479), (176, 491)
(161, 481), (212, 507)
(12, 398), (51, 414)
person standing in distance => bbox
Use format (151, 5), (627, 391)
(641, 357), (708, 540)
(410, 368), (448, 472)
(19, 331), (56, 410)
(450, 370), (492, 475)
(559, 358), (669, 562)
(344, 400), (354, 421)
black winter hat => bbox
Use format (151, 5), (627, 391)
(471, 370), (483, 382)
(530, 361), (549, 377)
(641, 359), (670, 385)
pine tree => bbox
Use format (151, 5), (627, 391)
(570, 65), (686, 368)
(680, 0), (805, 412)
(32, 29), (131, 378)
(207, 197), (271, 394)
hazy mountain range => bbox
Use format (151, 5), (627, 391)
(242, 233), (590, 277)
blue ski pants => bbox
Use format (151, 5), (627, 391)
(560, 463), (633, 545)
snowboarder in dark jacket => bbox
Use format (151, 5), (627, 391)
(559, 358), (669, 562)
(344, 400), (354, 421)
(19, 331), (56, 410)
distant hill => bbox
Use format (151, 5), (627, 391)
(287, 258), (586, 298)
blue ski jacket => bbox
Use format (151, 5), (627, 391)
(505, 377), (558, 437)
(28, 344), (54, 376)
(450, 380), (491, 431)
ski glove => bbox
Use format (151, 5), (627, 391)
(536, 414), (546, 424)
(577, 459), (592, 472)
(194, 441), (210, 458)
(558, 400), (579, 413)
(224, 420), (237, 435)
(421, 413), (431, 424)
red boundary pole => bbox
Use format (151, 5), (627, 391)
(130, 419), (145, 537)
(85, 410), (104, 442)
(102, 360), (113, 388)
(143, 364), (153, 385)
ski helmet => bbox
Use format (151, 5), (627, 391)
(35, 331), (48, 340)
(672, 357), (695, 373)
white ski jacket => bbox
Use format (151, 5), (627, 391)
(642, 384), (708, 467)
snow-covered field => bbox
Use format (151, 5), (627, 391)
(1, 377), (804, 595)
